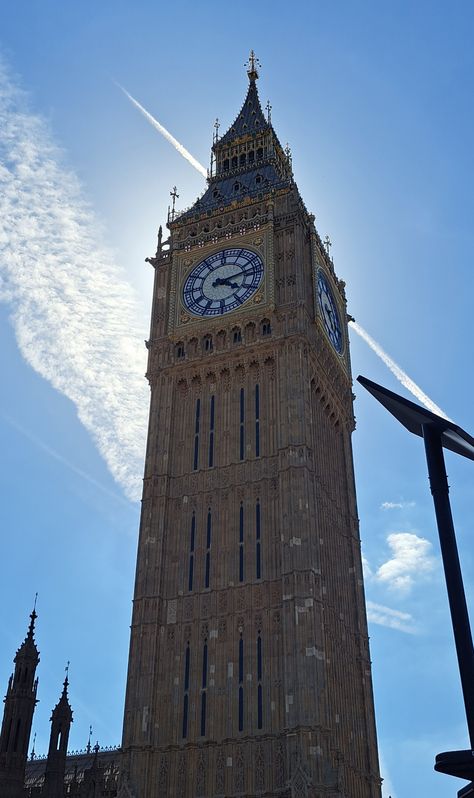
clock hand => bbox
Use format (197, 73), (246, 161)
(224, 265), (257, 281)
(212, 277), (239, 288)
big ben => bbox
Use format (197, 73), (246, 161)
(120, 53), (382, 798)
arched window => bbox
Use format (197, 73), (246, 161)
(231, 156), (238, 169)
(248, 150), (255, 164)
(208, 396), (215, 468)
(203, 335), (213, 352)
(256, 147), (263, 160)
(176, 342), (185, 360)
(260, 319), (271, 336)
(223, 159), (229, 172)
(239, 153), (246, 166)
(233, 327), (242, 344)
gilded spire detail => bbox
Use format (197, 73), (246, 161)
(246, 49), (261, 81)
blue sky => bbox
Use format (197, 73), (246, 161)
(1, 3), (473, 796)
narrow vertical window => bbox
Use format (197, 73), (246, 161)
(238, 635), (244, 732)
(188, 512), (196, 592)
(257, 632), (263, 729)
(255, 383), (260, 457)
(209, 395), (215, 467)
(239, 387), (245, 460)
(200, 691), (207, 737)
(256, 500), (261, 580)
(239, 502), (244, 583)
(205, 509), (211, 588)
(182, 642), (190, 738)
(202, 641), (208, 689)
(193, 398), (201, 470)
(201, 640), (208, 737)
(182, 694), (189, 739)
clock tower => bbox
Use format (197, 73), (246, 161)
(120, 54), (381, 798)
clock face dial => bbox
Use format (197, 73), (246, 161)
(182, 248), (264, 317)
(317, 271), (343, 353)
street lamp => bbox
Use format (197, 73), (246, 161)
(358, 375), (474, 796)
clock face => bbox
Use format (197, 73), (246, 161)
(182, 248), (264, 317)
(317, 271), (343, 354)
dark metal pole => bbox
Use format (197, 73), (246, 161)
(422, 423), (474, 749)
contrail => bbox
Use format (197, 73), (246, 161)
(2, 414), (132, 508)
(350, 321), (450, 420)
(118, 83), (208, 178)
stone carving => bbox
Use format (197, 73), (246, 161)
(255, 744), (265, 791)
(235, 747), (244, 793)
(176, 753), (186, 795)
(215, 750), (225, 794)
(158, 756), (168, 793)
(275, 743), (285, 788)
(196, 753), (206, 797)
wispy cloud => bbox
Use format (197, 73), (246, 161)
(117, 83), (208, 178)
(366, 600), (416, 634)
(350, 321), (450, 420)
(381, 500), (416, 510)
(376, 532), (436, 594)
(0, 55), (148, 501)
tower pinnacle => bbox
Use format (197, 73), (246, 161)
(246, 49), (260, 81)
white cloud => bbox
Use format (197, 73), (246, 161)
(381, 501), (416, 510)
(376, 532), (436, 593)
(0, 55), (148, 501)
(379, 750), (397, 798)
(366, 600), (416, 634)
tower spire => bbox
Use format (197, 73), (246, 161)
(43, 668), (73, 798)
(246, 49), (261, 81)
(0, 608), (40, 798)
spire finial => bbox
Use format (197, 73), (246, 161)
(170, 186), (179, 221)
(266, 100), (272, 123)
(28, 594), (38, 638)
(30, 732), (37, 761)
(64, 660), (70, 690)
(246, 50), (260, 81)
(213, 118), (220, 144)
(86, 725), (93, 754)
(324, 235), (332, 258)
